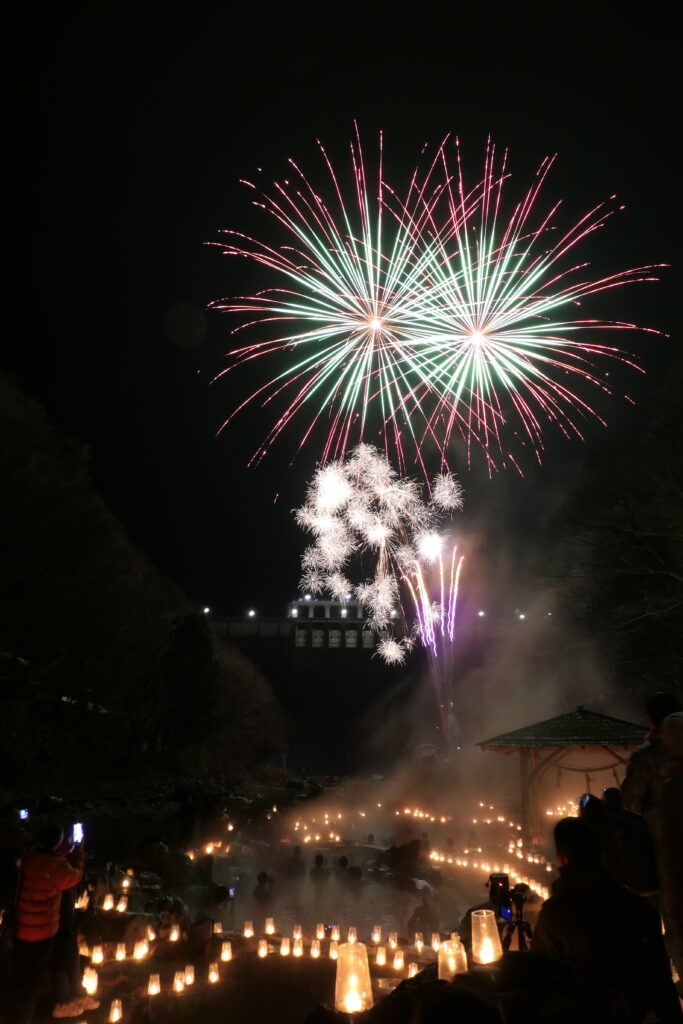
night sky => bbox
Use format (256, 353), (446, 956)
(6, 4), (677, 617)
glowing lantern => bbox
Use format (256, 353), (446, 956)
(258, 939), (268, 958)
(115, 943), (126, 961)
(82, 967), (98, 994)
(91, 945), (104, 965)
(116, 897), (128, 913)
(471, 909), (503, 965)
(169, 925), (180, 942)
(280, 938), (290, 956)
(121, 877), (130, 890)
(147, 973), (160, 995)
(329, 940), (338, 960)
(316, 922), (325, 940)
(147, 926), (156, 941)
(208, 962), (219, 983)
(393, 950), (404, 971)
(293, 937), (303, 957)
(213, 921), (223, 935)
(388, 932), (398, 950)
(408, 962), (419, 978)
(102, 894), (114, 911)
(243, 921), (254, 938)
(109, 999), (122, 1022)
(371, 925), (381, 943)
(310, 939), (321, 958)
(334, 942), (374, 1014)
(431, 933), (441, 952)
(133, 940), (148, 960)
(414, 932), (423, 953)
(347, 926), (357, 943)
(293, 924), (303, 940)
(173, 970), (185, 993)
(331, 925), (340, 942)
(265, 917), (275, 935)
(438, 939), (468, 980)
(220, 941), (232, 962)
(375, 946), (386, 966)
(75, 891), (89, 909)
(184, 964), (194, 986)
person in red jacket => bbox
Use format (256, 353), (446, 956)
(6, 822), (84, 1023)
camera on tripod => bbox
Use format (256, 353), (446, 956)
(487, 872), (533, 951)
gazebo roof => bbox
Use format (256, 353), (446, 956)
(478, 705), (645, 753)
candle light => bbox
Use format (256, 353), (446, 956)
(292, 924), (303, 940)
(293, 937), (303, 957)
(310, 939), (321, 958)
(315, 922), (325, 940)
(393, 950), (404, 971)
(414, 931), (423, 953)
(388, 932), (398, 950)
(173, 970), (185, 993)
(184, 965), (195, 986)
(471, 909), (503, 965)
(347, 926), (357, 943)
(133, 940), (148, 960)
(331, 925), (340, 942)
(121, 876), (130, 890)
(431, 933), (441, 952)
(169, 925), (180, 942)
(213, 921), (223, 935)
(375, 946), (386, 966)
(258, 939), (268, 958)
(438, 939), (468, 980)
(243, 921), (254, 938)
(115, 943), (126, 961)
(116, 896), (128, 913)
(208, 962), (220, 983)
(147, 926), (156, 941)
(408, 962), (419, 978)
(220, 941), (232, 962)
(370, 925), (381, 943)
(75, 891), (90, 909)
(280, 937), (290, 956)
(265, 917), (275, 935)
(91, 946), (104, 965)
(109, 999), (122, 1022)
(334, 942), (374, 1014)
(329, 940), (338, 960)
(147, 973), (160, 995)
(102, 894), (114, 911)
(82, 967), (98, 995)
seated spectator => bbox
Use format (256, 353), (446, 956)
(309, 854), (330, 890)
(408, 886), (439, 936)
(281, 845), (306, 883)
(532, 817), (681, 1023)
(253, 871), (274, 909)
(334, 855), (349, 885)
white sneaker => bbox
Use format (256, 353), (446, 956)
(53, 1001), (84, 1018)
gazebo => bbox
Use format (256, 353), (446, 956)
(477, 705), (645, 842)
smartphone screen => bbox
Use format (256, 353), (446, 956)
(500, 907), (512, 921)
(19, 809), (29, 820)
(72, 822), (84, 844)
(228, 887), (236, 898)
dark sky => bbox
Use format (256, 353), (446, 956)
(5, 3), (677, 616)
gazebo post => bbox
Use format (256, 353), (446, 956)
(519, 748), (532, 843)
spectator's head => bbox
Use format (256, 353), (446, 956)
(257, 871), (269, 885)
(602, 787), (622, 812)
(577, 793), (603, 821)
(293, 845), (302, 858)
(646, 691), (682, 731)
(314, 854), (324, 868)
(661, 712), (683, 759)
(367, 833), (375, 844)
(554, 817), (601, 869)
(36, 822), (63, 852)
(338, 855), (348, 869)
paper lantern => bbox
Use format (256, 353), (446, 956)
(347, 926), (357, 943)
(102, 894), (114, 911)
(109, 999), (122, 1022)
(116, 897), (128, 913)
(329, 940), (338, 960)
(258, 939), (268, 958)
(438, 939), (468, 980)
(265, 917), (275, 935)
(431, 932), (441, 952)
(293, 937), (303, 957)
(133, 940), (148, 960)
(393, 949), (404, 971)
(334, 942), (374, 1014)
(310, 939), (321, 958)
(208, 962), (220, 983)
(471, 909), (503, 965)
(375, 946), (386, 966)
(82, 967), (98, 995)
(220, 941), (232, 962)
(91, 946), (104, 965)
(115, 943), (126, 961)
(169, 925), (180, 942)
(293, 924), (303, 940)
(408, 962), (419, 978)
(330, 925), (340, 942)
(280, 937), (290, 956)
(184, 965), (194, 985)
(243, 921), (254, 938)
(414, 931), (423, 953)
(147, 973), (160, 995)
(173, 970), (185, 993)
(371, 925), (381, 943)
(315, 922), (325, 940)
(147, 926), (156, 941)
(213, 921), (223, 935)
(388, 931), (398, 950)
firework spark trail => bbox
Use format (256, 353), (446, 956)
(294, 445), (463, 664)
(211, 133), (664, 472)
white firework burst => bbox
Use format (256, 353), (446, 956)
(432, 473), (464, 511)
(376, 637), (407, 666)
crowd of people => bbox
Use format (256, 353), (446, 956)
(0, 692), (680, 1023)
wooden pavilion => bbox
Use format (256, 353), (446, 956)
(477, 705), (646, 842)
